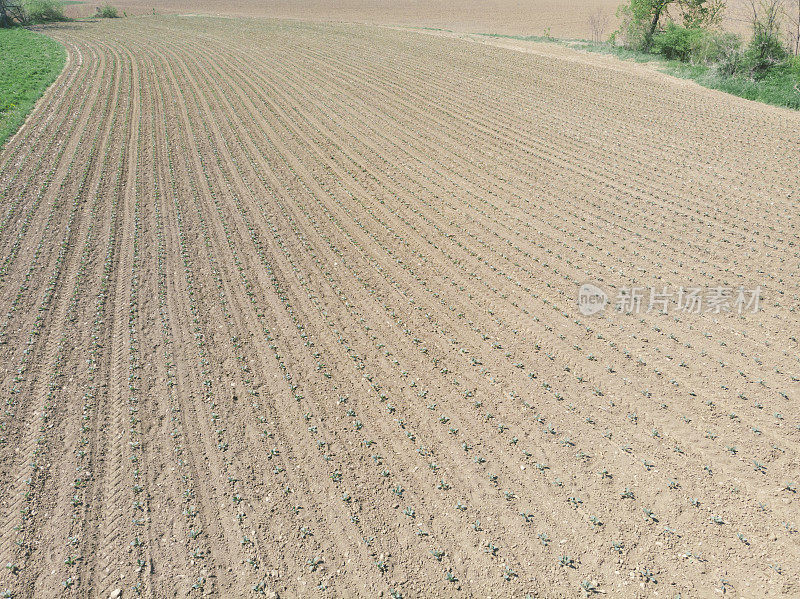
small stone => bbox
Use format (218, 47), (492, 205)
(109, 590), (122, 599)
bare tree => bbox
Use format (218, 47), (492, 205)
(785, 0), (800, 54)
(745, 0), (787, 72)
(589, 8), (610, 43)
(0, 0), (26, 27)
(747, 0), (784, 37)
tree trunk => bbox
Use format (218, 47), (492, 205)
(644, 0), (669, 50)
(649, 4), (665, 37)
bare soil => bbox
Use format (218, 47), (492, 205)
(66, 0), (757, 38)
(0, 14), (798, 599)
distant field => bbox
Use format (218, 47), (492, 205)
(63, 0), (755, 38)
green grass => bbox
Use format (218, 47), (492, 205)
(698, 62), (800, 110)
(477, 32), (800, 110)
(0, 27), (66, 149)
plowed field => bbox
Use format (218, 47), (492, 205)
(0, 15), (798, 599)
(65, 0), (757, 38)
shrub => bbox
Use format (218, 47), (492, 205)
(96, 4), (118, 18)
(746, 29), (788, 75)
(652, 24), (743, 65)
(713, 44), (746, 76)
(652, 23), (705, 61)
(789, 55), (800, 75)
(691, 30), (742, 64)
(23, 0), (67, 23)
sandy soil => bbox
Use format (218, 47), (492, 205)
(0, 14), (798, 599)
